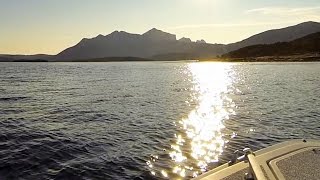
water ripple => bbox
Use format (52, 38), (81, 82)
(0, 62), (319, 179)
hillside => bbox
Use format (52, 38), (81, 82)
(226, 21), (320, 51)
(222, 32), (320, 58)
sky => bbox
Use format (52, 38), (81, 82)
(0, 0), (320, 55)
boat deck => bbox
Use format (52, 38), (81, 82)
(195, 139), (320, 180)
(272, 147), (320, 180)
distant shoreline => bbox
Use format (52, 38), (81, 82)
(202, 55), (320, 62)
(1, 54), (319, 63)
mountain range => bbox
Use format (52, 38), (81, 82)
(55, 28), (226, 61)
(1, 21), (320, 61)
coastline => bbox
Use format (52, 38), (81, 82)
(201, 54), (320, 62)
(1, 54), (319, 63)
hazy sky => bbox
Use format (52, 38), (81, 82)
(1, 0), (320, 55)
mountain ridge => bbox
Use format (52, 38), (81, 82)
(55, 28), (226, 60)
(53, 21), (320, 60)
(1, 21), (320, 61)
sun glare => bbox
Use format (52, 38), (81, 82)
(165, 62), (236, 178)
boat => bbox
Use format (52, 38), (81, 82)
(194, 139), (320, 180)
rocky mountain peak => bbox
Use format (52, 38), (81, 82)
(143, 28), (176, 41)
(196, 39), (206, 44)
(179, 37), (192, 43)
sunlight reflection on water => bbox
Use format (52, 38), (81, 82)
(149, 62), (236, 179)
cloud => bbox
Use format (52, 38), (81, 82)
(168, 6), (320, 30)
(246, 6), (320, 16)
(167, 21), (299, 30)
(244, 6), (320, 25)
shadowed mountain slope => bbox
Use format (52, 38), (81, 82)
(223, 31), (320, 58)
(226, 21), (320, 51)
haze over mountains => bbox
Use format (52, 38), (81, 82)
(1, 21), (320, 61)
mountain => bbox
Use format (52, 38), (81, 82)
(226, 21), (320, 51)
(196, 39), (206, 44)
(55, 28), (226, 60)
(143, 28), (176, 41)
(178, 37), (192, 43)
(222, 31), (320, 58)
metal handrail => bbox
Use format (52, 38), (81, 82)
(244, 148), (267, 180)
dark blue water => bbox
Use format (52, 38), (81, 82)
(0, 62), (319, 179)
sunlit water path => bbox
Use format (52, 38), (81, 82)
(148, 63), (238, 179)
